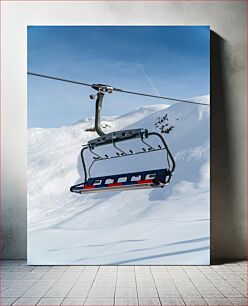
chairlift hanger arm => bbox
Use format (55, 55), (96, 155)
(27, 71), (210, 106)
(94, 92), (105, 136)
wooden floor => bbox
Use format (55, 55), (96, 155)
(1, 260), (247, 306)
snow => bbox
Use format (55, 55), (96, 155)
(27, 97), (210, 265)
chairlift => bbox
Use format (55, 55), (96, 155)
(69, 84), (175, 193)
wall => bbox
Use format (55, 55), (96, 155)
(1, 1), (247, 260)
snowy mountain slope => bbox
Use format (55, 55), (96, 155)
(28, 96), (210, 265)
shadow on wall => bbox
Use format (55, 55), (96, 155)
(210, 31), (245, 263)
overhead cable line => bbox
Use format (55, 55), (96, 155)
(27, 72), (210, 107)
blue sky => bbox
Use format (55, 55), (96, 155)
(28, 26), (209, 128)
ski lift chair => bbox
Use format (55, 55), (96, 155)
(70, 84), (175, 194)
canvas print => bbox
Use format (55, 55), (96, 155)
(28, 26), (210, 264)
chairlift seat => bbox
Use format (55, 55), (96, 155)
(70, 168), (171, 194)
